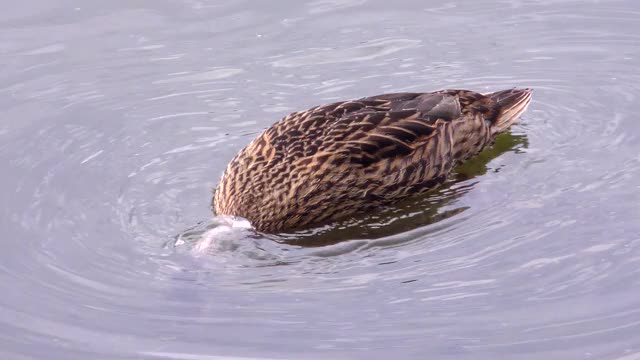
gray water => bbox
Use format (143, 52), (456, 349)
(2, 0), (640, 359)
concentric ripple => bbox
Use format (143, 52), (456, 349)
(1, 0), (640, 359)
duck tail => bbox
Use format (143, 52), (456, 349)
(487, 88), (533, 134)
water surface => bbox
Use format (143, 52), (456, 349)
(2, 0), (640, 359)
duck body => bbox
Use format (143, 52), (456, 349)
(213, 88), (532, 233)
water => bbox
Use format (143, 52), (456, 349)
(1, 0), (640, 359)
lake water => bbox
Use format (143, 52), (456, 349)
(2, 0), (640, 359)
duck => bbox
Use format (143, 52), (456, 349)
(213, 88), (532, 233)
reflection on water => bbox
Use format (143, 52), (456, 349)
(2, 0), (640, 359)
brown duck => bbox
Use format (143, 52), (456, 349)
(213, 88), (532, 233)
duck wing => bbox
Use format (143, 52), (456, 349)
(261, 91), (484, 167)
(328, 92), (466, 167)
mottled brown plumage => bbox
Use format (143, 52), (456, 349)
(213, 88), (533, 233)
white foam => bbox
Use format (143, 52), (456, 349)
(192, 216), (253, 255)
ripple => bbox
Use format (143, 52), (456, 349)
(2, 0), (640, 359)
(306, 0), (368, 14)
(271, 38), (422, 68)
(153, 68), (245, 84)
